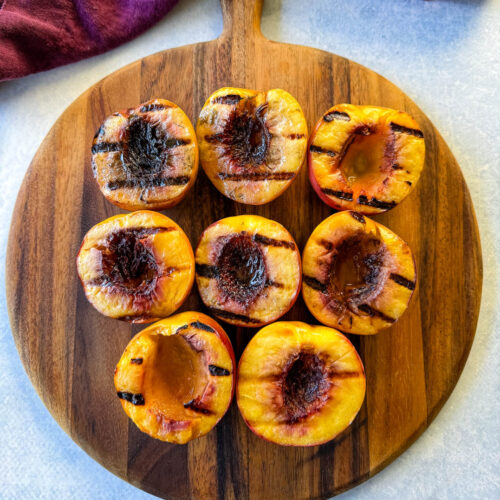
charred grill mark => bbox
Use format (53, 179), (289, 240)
(328, 370), (361, 379)
(392, 163), (404, 170)
(309, 144), (337, 157)
(209, 365), (231, 376)
(213, 94), (243, 105)
(163, 138), (191, 149)
(303, 275), (328, 293)
(93, 125), (104, 140)
(321, 188), (353, 201)
(390, 273), (416, 290)
(358, 304), (396, 323)
(106, 176), (190, 190)
(190, 321), (215, 333)
(130, 358), (143, 365)
(207, 307), (261, 325)
(351, 212), (366, 224)
(139, 103), (171, 113)
(183, 399), (213, 415)
(285, 133), (306, 140)
(324, 111), (351, 122)
(357, 195), (396, 210)
(253, 233), (296, 250)
(175, 324), (190, 334)
(318, 239), (334, 251)
(406, 181), (413, 186)
(217, 171), (295, 182)
(195, 264), (219, 279)
(117, 392), (145, 405)
(390, 122), (424, 138)
(265, 279), (284, 288)
(91, 142), (122, 154)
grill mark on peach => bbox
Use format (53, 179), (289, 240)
(190, 321), (215, 333)
(309, 144), (337, 157)
(358, 304), (396, 323)
(91, 142), (122, 154)
(209, 365), (231, 376)
(265, 279), (284, 288)
(285, 133), (306, 140)
(117, 391), (145, 405)
(139, 103), (172, 113)
(390, 273), (416, 290)
(106, 175), (191, 190)
(318, 239), (333, 251)
(213, 94), (243, 105)
(196, 263), (219, 279)
(303, 275), (328, 293)
(357, 195), (396, 210)
(253, 233), (296, 250)
(392, 163), (404, 170)
(328, 370), (361, 379)
(207, 307), (261, 324)
(351, 212), (366, 224)
(216, 171), (295, 181)
(324, 110), (351, 122)
(130, 357), (143, 365)
(86, 268), (176, 288)
(321, 188), (353, 201)
(390, 122), (424, 138)
(183, 398), (213, 415)
(406, 181), (413, 186)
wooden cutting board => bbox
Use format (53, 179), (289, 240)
(6, 1), (482, 498)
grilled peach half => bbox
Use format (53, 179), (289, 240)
(196, 87), (308, 204)
(302, 211), (416, 335)
(92, 99), (198, 211)
(237, 321), (365, 446)
(114, 312), (235, 443)
(195, 215), (301, 327)
(309, 104), (425, 214)
(76, 210), (194, 323)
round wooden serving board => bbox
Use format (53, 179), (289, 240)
(6, 1), (482, 498)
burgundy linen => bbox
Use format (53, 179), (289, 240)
(0, 0), (178, 81)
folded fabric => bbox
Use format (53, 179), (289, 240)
(0, 0), (178, 82)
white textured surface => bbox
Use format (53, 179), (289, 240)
(0, 0), (499, 498)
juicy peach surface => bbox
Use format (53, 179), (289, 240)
(114, 312), (235, 444)
(92, 99), (198, 211)
(196, 87), (308, 205)
(76, 210), (194, 323)
(237, 321), (366, 446)
(309, 104), (425, 214)
(195, 215), (302, 327)
(302, 211), (416, 335)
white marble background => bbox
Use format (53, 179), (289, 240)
(0, 0), (498, 498)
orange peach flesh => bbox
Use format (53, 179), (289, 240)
(114, 312), (235, 444)
(195, 215), (302, 327)
(237, 321), (366, 446)
(92, 99), (198, 211)
(76, 210), (194, 322)
(302, 211), (416, 335)
(196, 87), (308, 205)
(308, 104), (425, 214)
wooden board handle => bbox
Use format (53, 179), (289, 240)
(219, 0), (264, 42)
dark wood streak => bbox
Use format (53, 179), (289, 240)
(107, 176), (191, 190)
(322, 188), (353, 201)
(390, 273), (416, 290)
(390, 122), (424, 138)
(309, 144), (337, 157)
(217, 171), (295, 181)
(358, 304), (396, 323)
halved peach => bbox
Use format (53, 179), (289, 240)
(195, 215), (301, 327)
(196, 87), (308, 205)
(237, 321), (365, 446)
(308, 104), (425, 214)
(76, 210), (194, 323)
(92, 99), (198, 211)
(114, 312), (235, 443)
(302, 211), (416, 335)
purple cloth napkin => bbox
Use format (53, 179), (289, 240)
(0, 0), (178, 81)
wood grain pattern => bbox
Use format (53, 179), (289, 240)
(6, 0), (482, 498)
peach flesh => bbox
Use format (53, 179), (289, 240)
(144, 334), (208, 421)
